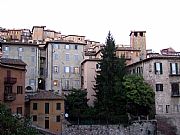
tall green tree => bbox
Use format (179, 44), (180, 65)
(123, 75), (155, 117)
(0, 103), (39, 135)
(93, 32), (127, 124)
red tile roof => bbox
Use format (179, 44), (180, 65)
(30, 91), (64, 100)
(0, 58), (26, 66)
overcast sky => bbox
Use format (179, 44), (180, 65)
(1, 0), (180, 52)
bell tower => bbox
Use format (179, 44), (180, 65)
(130, 31), (146, 60)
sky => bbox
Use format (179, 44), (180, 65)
(1, 0), (180, 52)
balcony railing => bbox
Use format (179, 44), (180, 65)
(4, 77), (17, 84)
(4, 93), (16, 101)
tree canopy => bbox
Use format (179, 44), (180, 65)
(123, 75), (155, 116)
(0, 103), (39, 135)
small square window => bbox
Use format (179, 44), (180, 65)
(56, 103), (61, 110)
(65, 44), (70, 49)
(156, 84), (163, 91)
(64, 66), (70, 73)
(33, 103), (37, 110)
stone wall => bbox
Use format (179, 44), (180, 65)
(62, 121), (156, 135)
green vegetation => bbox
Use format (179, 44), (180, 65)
(65, 32), (155, 125)
(0, 103), (39, 135)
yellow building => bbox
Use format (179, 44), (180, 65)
(29, 91), (65, 134)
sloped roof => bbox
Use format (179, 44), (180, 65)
(0, 58), (26, 66)
(30, 91), (64, 100)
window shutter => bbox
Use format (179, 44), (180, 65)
(160, 63), (163, 74)
(170, 63), (172, 74)
(154, 63), (157, 74)
(156, 84), (158, 91)
(176, 63), (178, 74)
(160, 84), (163, 91)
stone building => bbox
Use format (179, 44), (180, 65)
(45, 40), (85, 94)
(1, 42), (40, 92)
(29, 91), (65, 134)
(130, 31), (146, 60)
(126, 55), (180, 115)
(0, 58), (26, 116)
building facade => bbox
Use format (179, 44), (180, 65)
(126, 55), (180, 115)
(30, 91), (65, 134)
(0, 58), (26, 116)
(46, 41), (85, 94)
(1, 42), (40, 92)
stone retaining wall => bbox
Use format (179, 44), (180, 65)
(62, 121), (156, 135)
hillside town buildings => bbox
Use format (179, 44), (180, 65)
(1, 25), (180, 133)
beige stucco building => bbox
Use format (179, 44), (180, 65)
(29, 91), (65, 134)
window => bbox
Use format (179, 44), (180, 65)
(4, 86), (12, 94)
(65, 53), (70, 61)
(171, 83), (180, 96)
(56, 115), (61, 122)
(33, 115), (37, 121)
(170, 63), (178, 75)
(45, 119), (49, 129)
(154, 62), (163, 74)
(54, 53), (59, 60)
(75, 45), (78, 50)
(56, 103), (61, 110)
(33, 103), (37, 110)
(45, 103), (49, 114)
(65, 80), (70, 89)
(17, 86), (23, 94)
(96, 64), (100, 69)
(64, 66), (70, 73)
(18, 47), (23, 52)
(74, 54), (78, 61)
(40, 57), (45, 64)
(74, 67), (79, 74)
(16, 107), (22, 114)
(54, 66), (59, 73)
(40, 68), (44, 75)
(53, 80), (58, 86)
(166, 105), (170, 113)
(53, 44), (59, 49)
(156, 84), (163, 91)
(65, 44), (70, 49)
(31, 56), (35, 63)
(31, 47), (35, 52)
(4, 46), (9, 51)
(29, 79), (35, 86)
(137, 67), (141, 74)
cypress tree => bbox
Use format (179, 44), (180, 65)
(93, 32), (127, 124)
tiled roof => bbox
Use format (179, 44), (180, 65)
(30, 91), (64, 100)
(0, 58), (26, 66)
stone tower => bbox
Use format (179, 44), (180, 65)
(130, 31), (146, 60)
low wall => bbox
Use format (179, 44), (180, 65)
(62, 120), (156, 135)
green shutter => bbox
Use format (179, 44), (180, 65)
(160, 63), (163, 74)
(154, 63), (157, 74)
(170, 63), (172, 74)
(176, 63), (178, 74)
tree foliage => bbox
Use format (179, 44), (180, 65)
(93, 32), (127, 124)
(0, 103), (39, 135)
(123, 75), (155, 116)
(65, 89), (89, 119)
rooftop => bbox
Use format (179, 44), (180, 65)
(0, 58), (26, 66)
(30, 90), (64, 100)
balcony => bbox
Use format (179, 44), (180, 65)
(4, 93), (16, 101)
(4, 77), (17, 84)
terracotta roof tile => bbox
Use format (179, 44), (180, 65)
(0, 58), (26, 66)
(30, 91), (64, 100)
